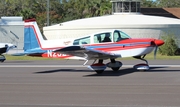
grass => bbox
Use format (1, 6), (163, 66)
(138, 53), (180, 60)
(4, 52), (180, 61)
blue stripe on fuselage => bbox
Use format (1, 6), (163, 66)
(85, 42), (151, 49)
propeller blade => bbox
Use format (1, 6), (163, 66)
(154, 46), (158, 59)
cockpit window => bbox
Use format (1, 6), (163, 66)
(94, 32), (112, 43)
(73, 36), (90, 45)
(113, 30), (131, 42)
(120, 31), (131, 39)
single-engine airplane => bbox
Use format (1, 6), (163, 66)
(0, 43), (17, 62)
(14, 19), (164, 74)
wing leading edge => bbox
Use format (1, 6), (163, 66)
(54, 45), (121, 60)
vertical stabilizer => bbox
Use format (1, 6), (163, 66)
(24, 19), (44, 51)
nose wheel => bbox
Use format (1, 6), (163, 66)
(133, 55), (149, 71)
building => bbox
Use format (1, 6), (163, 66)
(0, 17), (24, 53)
(42, 0), (180, 47)
(141, 8), (180, 19)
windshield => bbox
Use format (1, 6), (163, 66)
(113, 30), (131, 42)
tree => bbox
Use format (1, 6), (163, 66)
(156, 0), (180, 8)
(17, 9), (36, 20)
(141, 0), (157, 7)
(91, 0), (111, 17)
(158, 33), (179, 56)
(60, 0), (111, 22)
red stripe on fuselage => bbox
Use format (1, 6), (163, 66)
(28, 52), (71, 58)
(87, 39), (155, 51)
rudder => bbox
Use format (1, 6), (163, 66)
(24, 19), (44, 51)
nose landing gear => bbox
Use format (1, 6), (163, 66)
(133, 55), (149, 71)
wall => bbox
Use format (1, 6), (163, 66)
(0, 17), (24, 53)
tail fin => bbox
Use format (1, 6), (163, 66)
(24, 19), (44, 51)
(13, 19), (67, 56)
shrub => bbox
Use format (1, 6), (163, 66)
(158, 33), (179, 56)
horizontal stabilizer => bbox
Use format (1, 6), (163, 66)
(12, 53), (27, 56)
(12, 49), (47, 56)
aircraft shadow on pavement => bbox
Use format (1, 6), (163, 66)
(85, 66), (180, 76)
(34, 69), (92, 74)
(147, 67), (180, 72)
(84, 67), (170, 77)
(34, 68), (136, 76)
(34, 66), (180, 76)
(84, 68), (136, 77)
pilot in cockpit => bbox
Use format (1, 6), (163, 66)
(116, 34), (122, 42)
(97, 35), (102, 43)
(102, 33), (111, 42)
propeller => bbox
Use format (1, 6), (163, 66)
(153, 39), (164, 59)
(154, 45), (158, 59)
(153, 35), (162, 59)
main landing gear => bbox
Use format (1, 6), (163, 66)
(0, 55), (6, 62)
(88, 59), (122, 74)
(133, 55), (149, 71)
(87, 55), (149, 74)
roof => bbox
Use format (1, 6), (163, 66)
(141, 8), (180, 19)
(0, 17), (24, 25)
(44, 8), (180, 30)
(163, 8), (180, 19)
(47, 14), (180, 27)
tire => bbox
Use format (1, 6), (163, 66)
(95, 70), (104, 74)
(0, 59), (5, 62)
(111, 67), (120, 71)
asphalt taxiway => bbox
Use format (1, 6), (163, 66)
(0, 60), (180, 107)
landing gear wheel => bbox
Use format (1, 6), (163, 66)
(111, 67), (120, 71)
(133, 63), (149, 71)
(133, 56), (149, 71)
(0, 59), (5, 62)
(107, 59), (122, 72)
(95, 70), (104, 74)
(0, 55), (5, 63)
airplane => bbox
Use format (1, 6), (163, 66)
(13, 19), (164, 74)
(0, 43), (17, 62)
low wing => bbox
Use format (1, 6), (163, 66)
(54, 46), (121, 60)
(0, 47), (7, 54)
(0, 44), (16, 54)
